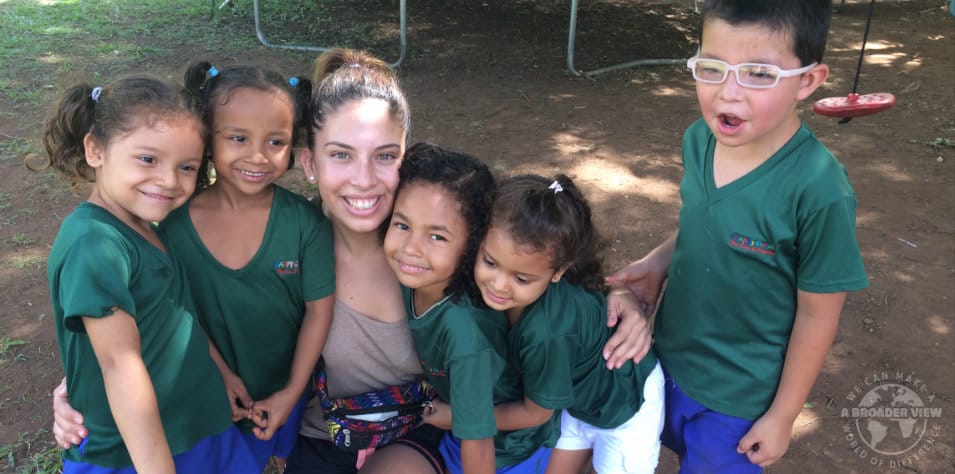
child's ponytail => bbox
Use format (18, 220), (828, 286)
(183, 60), (216, 109)
(39, 84), (99, 186)
(288, 75), (313, 146)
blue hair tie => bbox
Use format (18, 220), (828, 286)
(289, 77), (299, 87)
(208, 66), (219, 78)
(90, 87), (103, 102)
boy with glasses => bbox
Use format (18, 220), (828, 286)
(606, 1), (868, 472)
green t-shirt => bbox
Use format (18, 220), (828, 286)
(162, 186), (335, 411)
(655, 120), (869, 420)
(510, 279), (658, 429)
(49, 203), (232, 468)
(403, 288), (557, 467)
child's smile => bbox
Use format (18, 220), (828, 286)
(383, 182), (469, 307)
(302, 98), (405, 234)
(87, 119), (204, 232)
(211, 87), (294, 195)
(474, 226), (562, 324)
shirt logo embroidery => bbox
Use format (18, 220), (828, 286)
(274, 260), (300, 275)
(728, 232), (776, 256)
(420, 359), (448, 377)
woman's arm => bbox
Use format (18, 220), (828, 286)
(84, 309), (174, 474)
(251, 295), (334, 440)
(602, 232), (677, 367)
(52, 378), (87, 448)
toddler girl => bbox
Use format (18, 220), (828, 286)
(475, 174), (664, 474)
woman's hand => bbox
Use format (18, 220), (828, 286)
(602, 288), (653, 369)
(422, 399), (452, 430)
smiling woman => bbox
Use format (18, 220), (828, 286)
(286, 49), (452, 474)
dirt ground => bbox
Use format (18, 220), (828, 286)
(0, 0), (952, 472)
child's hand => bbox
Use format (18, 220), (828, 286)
(422, 399), (452, 430)
(52, 377), (88, 448)
(221, 371), (254, 422)
(604, 258), (667, 320)
(250, 388), (298, 441)
(602, 288), (652, 369)
(736, 411), (793, 467)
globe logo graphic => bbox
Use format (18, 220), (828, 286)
(853, 383), (926, 455)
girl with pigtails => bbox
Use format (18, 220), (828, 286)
(42, 76), (259, 473)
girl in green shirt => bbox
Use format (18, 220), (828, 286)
(473, 174), (664, 474)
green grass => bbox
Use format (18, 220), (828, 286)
(0, 0), (401, 109)
(0, 429), (60, 474)
(0, 135), (34, 163)
(9, 255), (44, 271)
(0, 338), (28, 362)
(0, 0), (266, 107)
(8, 233), (37, 247)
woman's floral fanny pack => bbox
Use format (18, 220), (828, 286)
(316, 369), (438, 452)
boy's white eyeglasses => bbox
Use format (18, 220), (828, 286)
(686, 56), (817, 89)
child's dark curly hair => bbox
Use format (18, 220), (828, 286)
(396, 142), (495, 304)
(490, 174), (606, 292)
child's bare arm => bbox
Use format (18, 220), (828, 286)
(252, 295), (334, 440)
(207, 339), (254, 422)
(461, 437), (496, 474)
(493, 396), (554, 431)
(84, 309), (174, 474)
(737, 290), (846, 467)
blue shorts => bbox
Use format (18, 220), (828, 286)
(63, 425), (258, 474)
(440, 432), (552, 474)
(660, 370), (761, 474)
(244, 392), (309, 469)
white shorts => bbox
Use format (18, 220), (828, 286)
(554, 362), (664, 474)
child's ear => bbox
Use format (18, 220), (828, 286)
(796, 63), (830, 101)
(83, 133), (104, 168)
(299, 147), (317, 183)
(551, 266), (570, 283)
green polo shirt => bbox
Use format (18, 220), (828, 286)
(655, 119), (868, 420)
(403, 288), (558, 467)
(162, 186), (335, 424)
(510, 279), (658, 429)
(49, 203), (232, 468)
